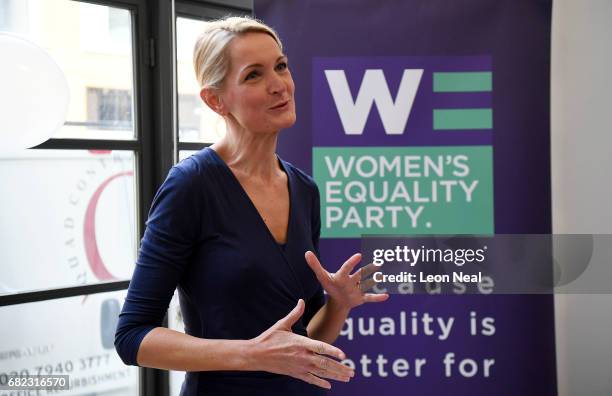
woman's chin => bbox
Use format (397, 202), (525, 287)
(246, 113), (297, 134)
(271, 113), (297, 131)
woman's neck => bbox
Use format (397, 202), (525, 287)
(210, 125), (282, 181)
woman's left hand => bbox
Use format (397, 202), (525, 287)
(305, 251), (389, 311)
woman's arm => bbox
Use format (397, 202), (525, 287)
(306, 297), (350, 345)
(137, 327), (250, 371)
(135, 300), (354, 389)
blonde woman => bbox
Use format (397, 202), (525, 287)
(115, 16), (388, 395)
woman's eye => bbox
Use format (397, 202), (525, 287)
(245, 71), (258, 81)
(276, 62), (288, 71)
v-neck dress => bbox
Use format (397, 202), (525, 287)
(115, 147), (326, 395)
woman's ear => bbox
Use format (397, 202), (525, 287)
(200, 87), (226, 116)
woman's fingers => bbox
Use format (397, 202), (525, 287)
(293, 353), (354, 389)
(359, 277), (377, 293)
(309, 354), (354, 382)
(295, 373), (332, 390)
(358, 262), (379, 279)
(304, 338), (346, 360)
(304, 251), (332, 284)
(273, 299), (304, 330)
(255, 320), (355, 389)
(364, 293), (390, 303)
(338, 253), (362, 277)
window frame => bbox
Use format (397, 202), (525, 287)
(0, 0), (152, 301)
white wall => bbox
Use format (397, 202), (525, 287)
(551, 1), (612, 395)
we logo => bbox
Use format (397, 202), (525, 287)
(324, 69), (423, 135)
(313, 56), (493, 145)
(311, 57), (494, 237)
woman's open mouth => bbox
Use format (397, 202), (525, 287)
(270, 100), (289, 110)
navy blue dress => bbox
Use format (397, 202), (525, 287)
(115, 147), (327, 395)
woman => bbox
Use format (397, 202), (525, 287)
(114, 16), (388, 395)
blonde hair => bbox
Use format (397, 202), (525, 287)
(193, 16), (283, 90)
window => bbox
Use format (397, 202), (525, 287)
(176, 16), (227, 144)
(0, 0), (142, 394)
(80, 2), (132, 55)
(0, 149), (137, 293)
(87, 88), (134, 131)
(0, 0), (28, 33)
(0, 290), (139, 394)
(0, 1), (253, 395)
(178, 93), (203, 139)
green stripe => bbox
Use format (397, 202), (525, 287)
(433, 109), (493, 130)
(433, 72), (492, 92)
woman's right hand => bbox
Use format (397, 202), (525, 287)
(247, 299), (355, 389)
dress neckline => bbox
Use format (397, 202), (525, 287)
(205, 146), (294, 249)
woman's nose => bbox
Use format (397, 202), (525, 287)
(267, 73), (287, 95)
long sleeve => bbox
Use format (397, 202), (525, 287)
(114, 166), (202, 366)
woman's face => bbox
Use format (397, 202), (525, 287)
(218, 32), (296, 134)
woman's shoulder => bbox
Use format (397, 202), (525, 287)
(172, 147), (224, 184)
(153, 148), (226, 207)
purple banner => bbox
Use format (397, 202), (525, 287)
(255, 0), (555, 394)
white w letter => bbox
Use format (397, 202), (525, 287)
(324, 69), (423, 135)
